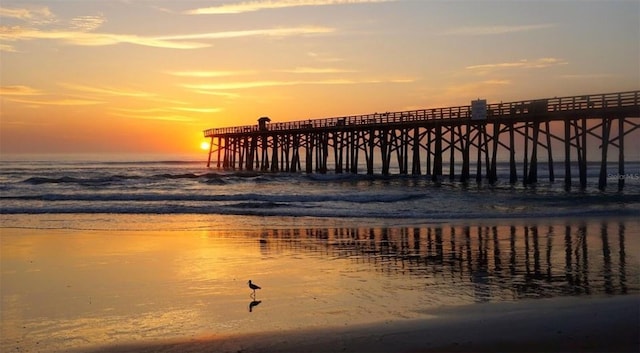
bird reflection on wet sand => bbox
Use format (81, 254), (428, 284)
(249, 300), (262, 312)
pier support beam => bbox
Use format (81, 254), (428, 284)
(411, 127), (421, 175)
(509, 123), (517, 184)
(618, 117), (625, 190)
(579, 118), (587, 189)
(598, 118), (611, 190)
(460, 124), (471, 183)
(564, 120), (572, 190)
(545, 121), (555, 183)
(527, 121), (539, 185)
(432, 124), (443, 182)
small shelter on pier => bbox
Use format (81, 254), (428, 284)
(258, 116), (271, 131)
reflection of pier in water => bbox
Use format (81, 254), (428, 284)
(257, 221), (637, 301)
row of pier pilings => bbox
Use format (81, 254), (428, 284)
(209, 115), (637, 190)
(206, 91), (640, 190)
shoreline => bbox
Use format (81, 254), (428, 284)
(78, 294), (639, 353)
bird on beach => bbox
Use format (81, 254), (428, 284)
(248, 280), (261, 293)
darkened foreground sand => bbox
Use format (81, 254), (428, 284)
(78, 294), (638, 353)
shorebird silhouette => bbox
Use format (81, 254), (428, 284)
(248, 280), (261, 293)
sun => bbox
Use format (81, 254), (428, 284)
(200, 141), (210, 150)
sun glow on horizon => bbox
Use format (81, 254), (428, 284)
(200, 141), (211, 151)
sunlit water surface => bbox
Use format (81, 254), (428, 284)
(1, 214), (638, 353)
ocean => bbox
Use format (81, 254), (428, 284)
(1, 156), (639, 352)
(1, 157), (639, 219)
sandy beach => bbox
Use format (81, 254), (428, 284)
(76, 294), (639, 353)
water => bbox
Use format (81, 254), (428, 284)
(1, 158), (639, 219)
(1, 157), (639, 352)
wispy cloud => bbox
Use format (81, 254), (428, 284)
(560, 73), (615, 80)
(157, 26), (334, 40)
(0, 42), (17, 52)
(0, 85), (43, 96)
(279, 67), (356, 74)
(69, 14), (106, 32)
(1, 85), (105, 107)
(168, 70), (255, 78)
(444, 23), (554, 36)
(466, 58), (568, 73)
(188, 90), (242, 98)
(0, 25), (334, 50)
(185, 0), (395, 15)
(110, 111), (197, 122)
(0, 26), (209, 50)
(0, 5), (56, 25)
(60, 83), (157, 98)
(307, 51), (344, 63)
(5, 97), (104, 106)
(184, 77), (413, 91)
(172, 107), (222, 113)
(113, 106), (222, 114)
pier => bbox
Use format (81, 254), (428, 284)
(204, 91), (640, 189)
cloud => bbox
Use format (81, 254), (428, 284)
(5, 97), (104, 106)
(560, 73), (615, 79)
(168, 70), (255, 78)
(0, 86), (104, 109)
(113, 106), (222, 114)
(188, 90), (241, 98)
(183, 77), (413, 91)
(157, 26), (334, 40)
(110, 111), (197, 122)
(444, 23), (554, 36)
(0, 42), (17, 52)
(279, 67), (356, 74)
(60, 83), (157, 98)
(0, 25), (334, 50)
(185, 0), (395, 15)
(466, 58), (568, 72)
(69, 14), (106, 32)
(0, 6), (56, 25)
(0, 85), (43, 96)
(172, 107), (222, 113)
(307, 51), (344, 63)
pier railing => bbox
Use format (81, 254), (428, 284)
(204, 90), (639, 137)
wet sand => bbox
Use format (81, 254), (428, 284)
(80, 294), (639, 353)
(2, 216), (639, 353)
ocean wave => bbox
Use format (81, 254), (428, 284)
(1, 203), (638, 220)
(0, 191), (428, 204)
(19, 171), (292, 186)
(23, 175), (142, 185)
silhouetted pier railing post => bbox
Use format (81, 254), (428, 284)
(204, 91), (640, 190)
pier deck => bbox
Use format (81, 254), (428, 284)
(204, 91), (640, 190)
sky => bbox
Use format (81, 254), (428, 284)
(1, 0), (639, 156)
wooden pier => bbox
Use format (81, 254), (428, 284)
(204, 91), (640, 190)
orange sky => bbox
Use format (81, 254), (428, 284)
(1, 0), (638, 156)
